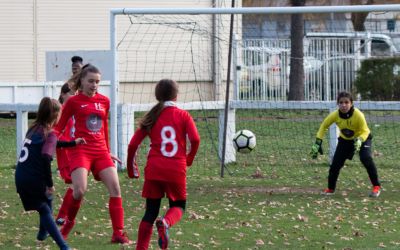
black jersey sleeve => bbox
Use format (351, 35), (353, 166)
(43, 154), (53, 187)
(57, 140), (77, 148)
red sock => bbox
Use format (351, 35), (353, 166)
(109, 197), (124, 235)
(67, 196), (82, 222)
(136, 220), (153, 250)
(57, 187), (73, 220)
(164, 207), (184, 227)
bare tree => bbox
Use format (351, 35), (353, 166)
(288, 0), (306, 100)
(350, 0), (374, 31)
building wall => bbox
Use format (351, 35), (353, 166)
(0, 0), (35, 81)
(0, 0), (227, 82)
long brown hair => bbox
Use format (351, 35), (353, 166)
(30, 97), (61, 136)
(69, 64), (101, 92)
(139, 79), (178, 132)
(58, 82), (71, 104)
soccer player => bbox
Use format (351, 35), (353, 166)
(15, 97), (70, 250)
(55, 82), (85, 226)
(127, 79), (200, 250)
(54, 64), (132, 244)
(71, 56), (83, 75)
(310, 91), (382, 197)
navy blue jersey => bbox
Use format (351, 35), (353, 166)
(15, 125), (57, 190)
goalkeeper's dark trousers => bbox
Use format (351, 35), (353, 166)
(328, 135), (380, 191)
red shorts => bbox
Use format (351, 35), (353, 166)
(142, 180), (186, 201)
(58, 165), (72, 184)
(68, 148), (114, 181)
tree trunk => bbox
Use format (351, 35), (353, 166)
(350, 0), (373, 31)
(288, 0), (306, 100)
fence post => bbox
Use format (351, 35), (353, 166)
(16, 108), (28, 161)
(117, 104), (135, 170)
(219, 108), (236, 164)
(328, 106), (338, 163)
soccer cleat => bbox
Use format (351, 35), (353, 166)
(321, 188), (335, 196)
(156, 218), (169, 249)
(111, 231), (133, 245)
(369, 185), (381, 198)
(36, 230), (49, 241)
(56, 217), (66, 226)
(60, 219), (75, 240)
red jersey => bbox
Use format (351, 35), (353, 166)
(127, 102), (200, 184)
(55, 92), (110, 153)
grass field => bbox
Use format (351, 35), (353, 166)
(1, 114), (400, 250)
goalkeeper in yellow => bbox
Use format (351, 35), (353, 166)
(310, 91), (381, 197)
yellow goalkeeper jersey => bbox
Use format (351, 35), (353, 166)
(316, 107), (370, 142)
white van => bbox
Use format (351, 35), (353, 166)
(238, 46), (323, 99)
(305, 32), (399, 57)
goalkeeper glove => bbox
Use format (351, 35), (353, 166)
(310, 138), (323, 159)
(354, 137), (362, 152)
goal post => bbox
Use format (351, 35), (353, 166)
(109, 5), (400, 175)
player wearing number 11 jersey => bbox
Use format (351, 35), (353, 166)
(127, 79), (200, 250)
(54, 64), (131, 244)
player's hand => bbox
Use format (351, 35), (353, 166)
(128, 161), (140, 179)
(354, 137), (362, 152)
(310, 138), (323, 159)
(186, 157), (193, 167)
(46, 186), (55, 196)
(111, 154), (123, 165)
(75, 138), (86, 145)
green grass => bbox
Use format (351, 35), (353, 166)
(1, 115), (400, 249)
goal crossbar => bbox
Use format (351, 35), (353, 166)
(111, 5), (400, 15)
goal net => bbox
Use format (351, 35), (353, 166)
(110, 6), (400, 177)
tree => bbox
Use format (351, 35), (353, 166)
(288, 0), (306, 100)
(350, 0), (374, 31)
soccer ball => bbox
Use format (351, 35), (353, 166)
(232, 129), (256, 153)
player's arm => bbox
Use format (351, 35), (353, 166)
(311, 111), (336, 159)
(42, 132), (57, 188)
(57, 138), (86, 148)
(316, 111), (337, 140)
(104, 102), (110, 152)
(186, 115), (200, 167)
(126, 128), (147, 178)
(355, 111), (370, 142)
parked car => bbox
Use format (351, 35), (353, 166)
(305, 32), (399, 57)
(238, 46), (323, 100)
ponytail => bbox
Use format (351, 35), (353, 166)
(139, 102), (164, 132)
(58, 82), (71, 104)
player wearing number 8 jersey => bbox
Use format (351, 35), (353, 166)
(127, 79), (200, 250)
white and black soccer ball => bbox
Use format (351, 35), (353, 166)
(232, 129), (256, 153)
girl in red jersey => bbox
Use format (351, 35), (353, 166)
(54, 64), (132, 244)
(15, 97), (70, 250)
(127, 79), (200, 250)
(55, 83), (85, 226)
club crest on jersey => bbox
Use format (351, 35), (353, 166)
(94, 103), (103, 110)
(86, 114), (102, 132)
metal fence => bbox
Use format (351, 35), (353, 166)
(236, 35), (398, 101)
